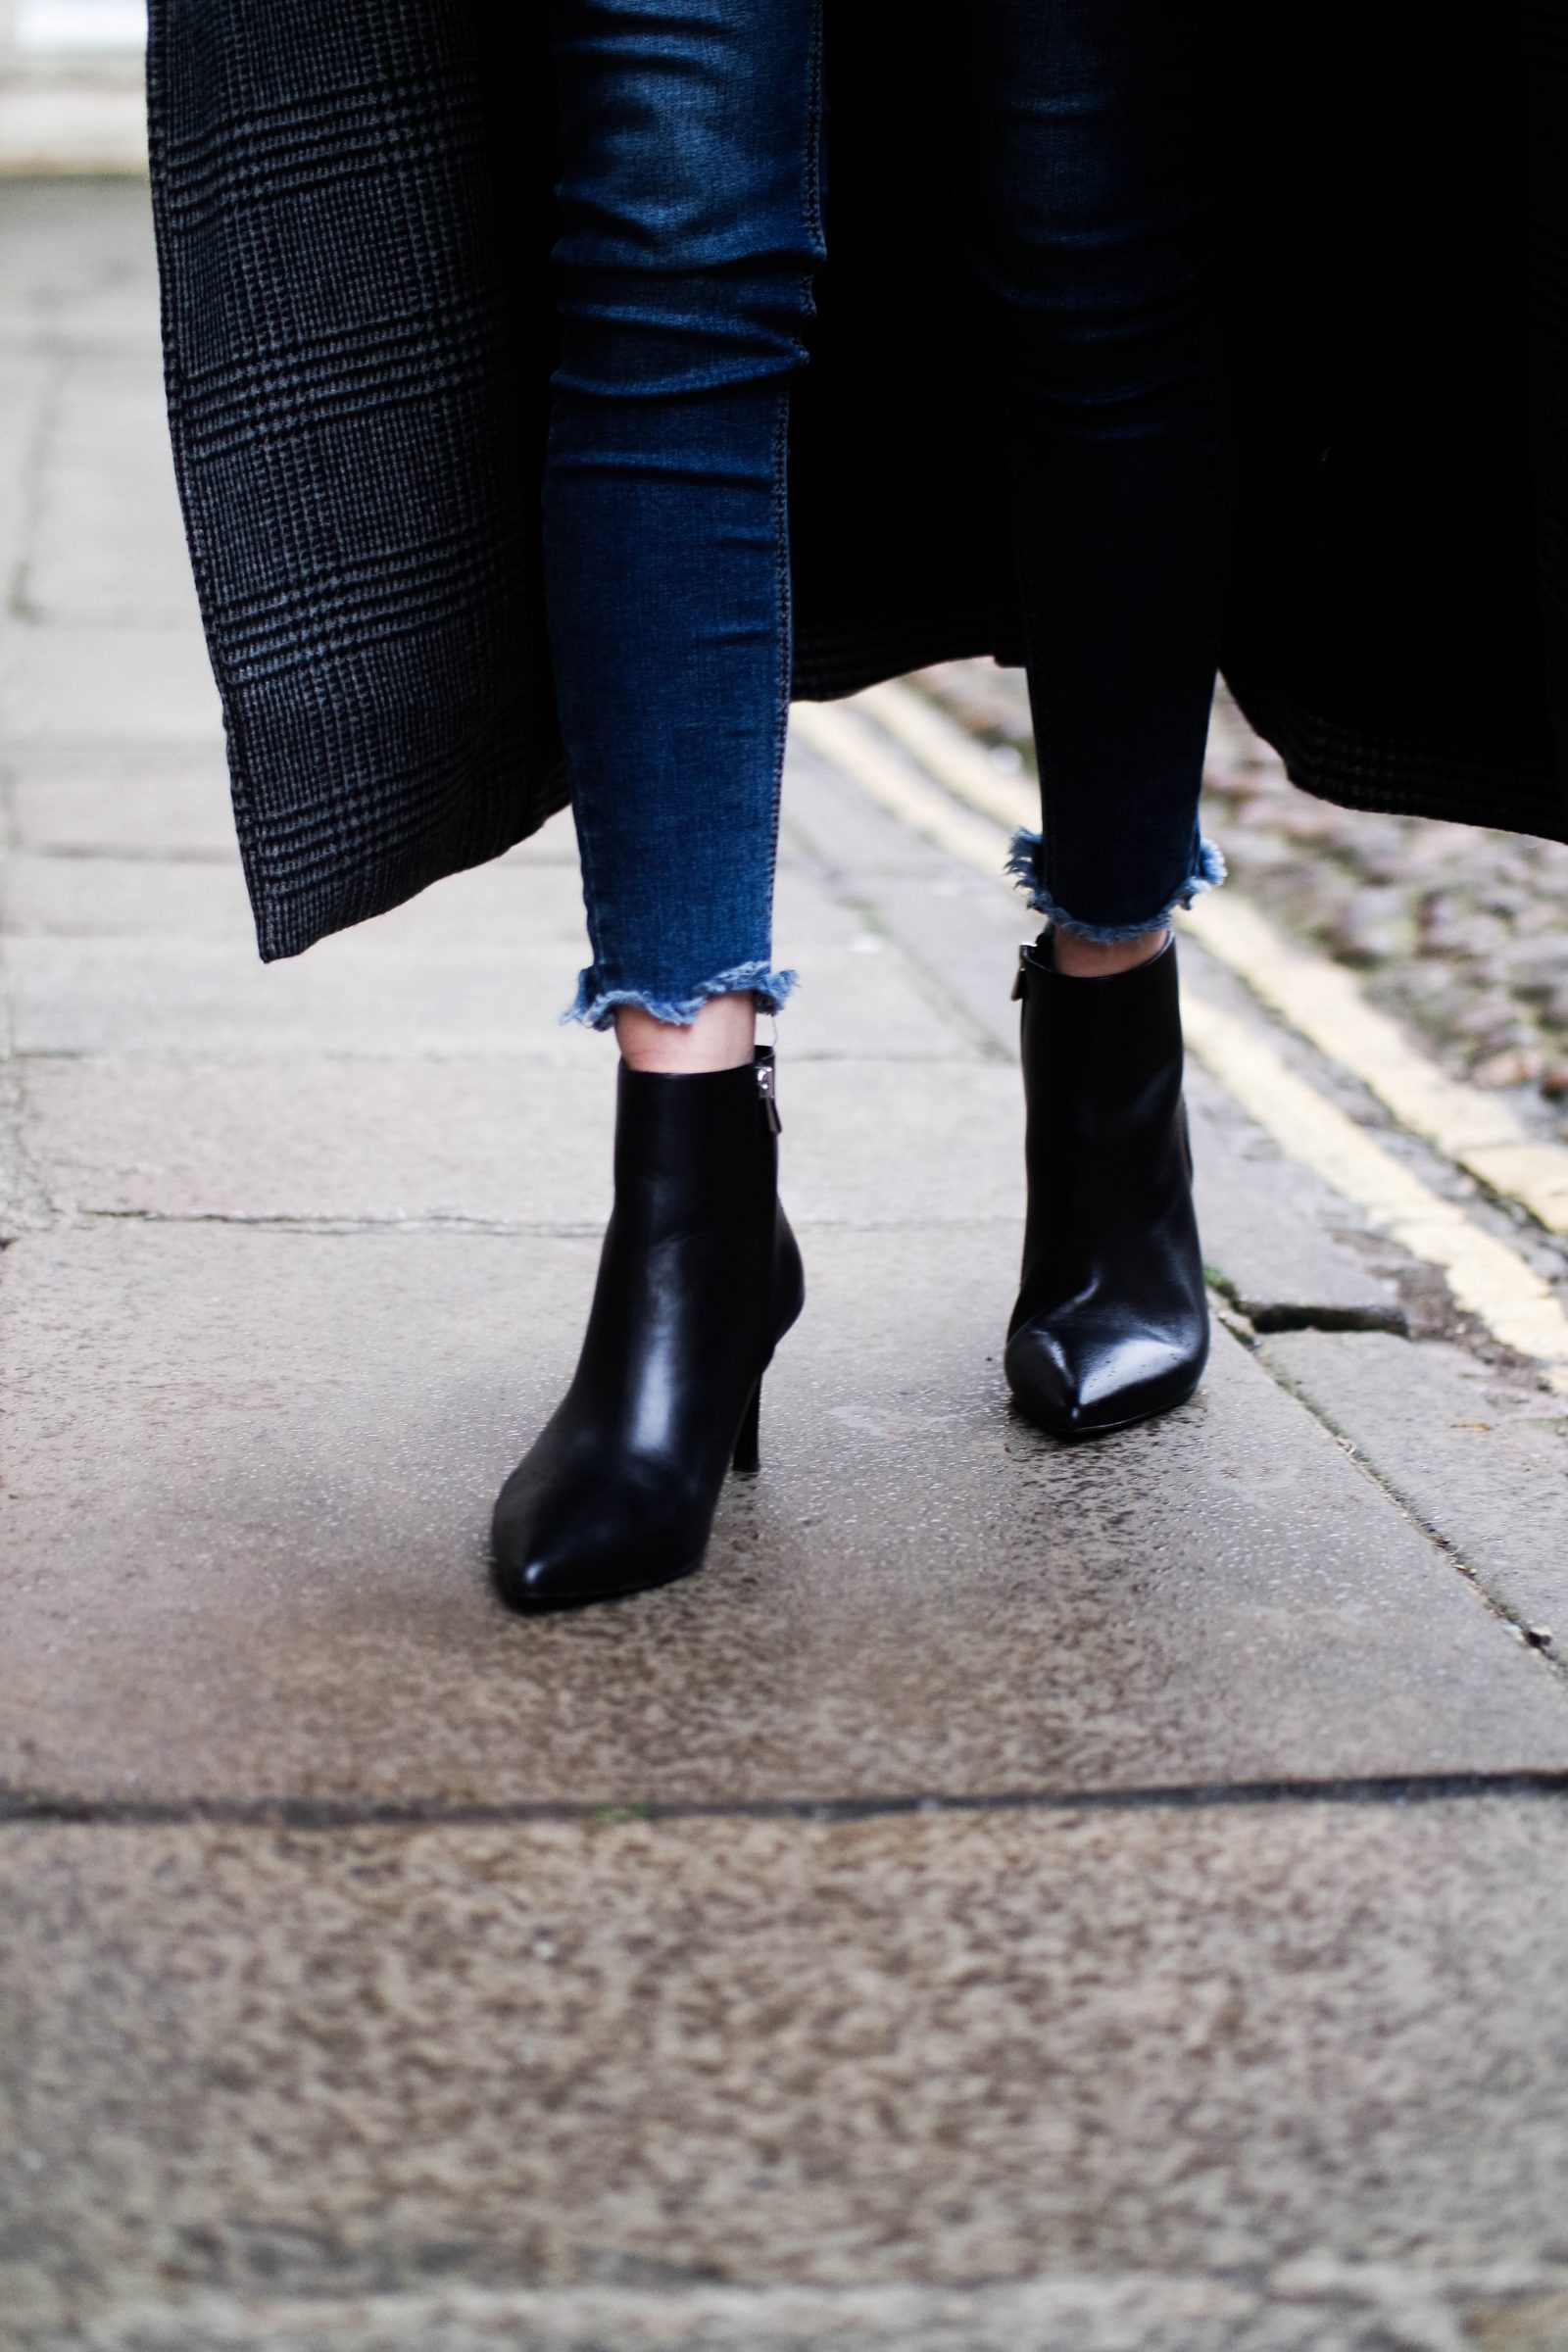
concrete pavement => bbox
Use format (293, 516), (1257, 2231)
(6, 179), (1568, 2352)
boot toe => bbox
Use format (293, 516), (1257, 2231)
(1004, 1323), (1083, 1435)
(493, 1523), (697, 1612)
(1005, 1317), (1207, 1439)
(491, 1464), (700, 1612)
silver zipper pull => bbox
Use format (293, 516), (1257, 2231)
(756, 1052), (782, 1133)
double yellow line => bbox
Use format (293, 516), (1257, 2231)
(790, 684), (1568, 1391)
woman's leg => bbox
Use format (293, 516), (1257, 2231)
(543, 0), (824, 1069)
(968, 0), (1230, 1437)
(493, 0), (820, 1609)
(968, 0), (1233, 962)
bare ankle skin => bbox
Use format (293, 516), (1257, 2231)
(1050, 926), (1170, 979)
(614, 991), (758, 1072)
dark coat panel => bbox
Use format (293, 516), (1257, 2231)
(146, 2), (1568, 961)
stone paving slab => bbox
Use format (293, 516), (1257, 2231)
(781, 736), (1032, 1052)
(1186, 1072), (1406, 1333)
(4, 1219), (1566, 1810)
(0, 180), (164, 349)
(1, 929), (593, 1056)
(0, 849), (258, 939)
(2, 934), (972, 1066)
(0, 621), (222, 743)
(5, 755), (247, 858)
(0, 353), (50, 577)
(781, 743), (959, 885)
(1263, 1330), (1568, 1637)
(23, 360), (196, 627)
(0, 841), (977, 1063)
(13, 1055), (1023, 1231)
(24, 2273), (1568, 2352)
(6, 1800), (1568, 2335)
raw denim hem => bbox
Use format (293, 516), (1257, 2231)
(1004, 829), (1227, 943)
(561, 959), (799, 1032)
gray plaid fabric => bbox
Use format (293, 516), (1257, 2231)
(148, 1), (566, 960)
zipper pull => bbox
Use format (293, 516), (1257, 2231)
(755, 1049), (782, 1133)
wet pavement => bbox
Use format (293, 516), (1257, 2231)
(5, 179), (1568, 2352)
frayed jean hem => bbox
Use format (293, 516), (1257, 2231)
(1004, 829), (1227, 943)
(561, 958), (799, 1032)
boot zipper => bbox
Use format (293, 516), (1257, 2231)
(755, 1052), (782, 1133)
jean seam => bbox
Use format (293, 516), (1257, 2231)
(1010, 518), (1060, 913)
(569, 761), (607, 995)
(763, 386), (792, 925)
(803, 0), (826, 257)
(766, 0), (823, 935)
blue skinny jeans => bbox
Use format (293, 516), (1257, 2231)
(545, 0), (1233, 1028)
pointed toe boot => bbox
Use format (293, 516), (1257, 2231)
(1004, 932), (1208, 1441)
(492, 1047), (804, 1612)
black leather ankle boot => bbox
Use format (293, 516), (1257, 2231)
(492, 1046), (805, 1611)
(1004, 932), (1208, 1439)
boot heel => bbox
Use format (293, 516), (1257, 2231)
(732, 1379), (762, 1474)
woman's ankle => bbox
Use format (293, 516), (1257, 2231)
(614, 991), (758, 1072)
(1050, 925), (1169, 979)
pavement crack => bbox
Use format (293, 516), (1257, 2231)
(1238, 1300), (1410, 1337)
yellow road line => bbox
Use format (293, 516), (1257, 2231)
(1183, 995), (1568, 1388)
(791, 690), (1568, 1388)
(839, 676), (1568, 1239)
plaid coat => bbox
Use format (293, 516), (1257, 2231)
(148, 2), (1568, 961)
